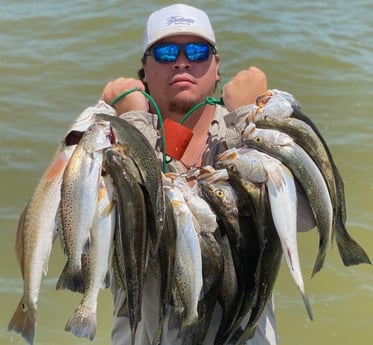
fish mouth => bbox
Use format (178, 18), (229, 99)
(256, 89), (274, 107)
(109, 126), (116, 144)
(197, 168), (229, 185)
(215, 148), (238, 163)
(64, 130), (85, 146)
(242, 122), (257, 139)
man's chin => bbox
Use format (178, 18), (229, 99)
(168, 96), (200, 115)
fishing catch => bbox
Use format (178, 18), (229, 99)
(8, 89), (370, 345)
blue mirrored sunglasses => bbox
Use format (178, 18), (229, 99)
(144, 42), (217, 63)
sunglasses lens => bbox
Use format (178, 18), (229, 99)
(153, 44), (179, 62)
(185, 43), (210, 61)
(149, 43), (214, 63)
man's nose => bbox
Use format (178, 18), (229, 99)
(172, 52), (191, 70)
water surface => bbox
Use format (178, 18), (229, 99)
(1, 1), (373, 344)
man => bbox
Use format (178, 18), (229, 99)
(101, 4), (276, 345)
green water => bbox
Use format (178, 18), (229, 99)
(1, 1), (373, 344)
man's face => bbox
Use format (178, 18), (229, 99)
(143, 35), (220, 115)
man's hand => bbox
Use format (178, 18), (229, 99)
(101, 77), (149, 114)
(222, 66), (267, 112)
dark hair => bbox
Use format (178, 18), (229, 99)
(137, 67), (149, 93)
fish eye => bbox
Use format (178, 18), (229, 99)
(227, 164), (236, 172)
(215, 189), (224, 198)
(254, 136), (262, 143)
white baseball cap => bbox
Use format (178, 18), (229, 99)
(143, 4), (216, 53)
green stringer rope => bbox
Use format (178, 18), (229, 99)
(110, 88), (224, 172)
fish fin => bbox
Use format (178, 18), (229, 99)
(266, 178), (295, 271)
(100, 201), (115, 218)
(267, 172), (284, 192)
(167, 304), (182, 332)
(117, 300), (129, 318)
(8, 297), (36, 345)
(15, 204), (28, 278)
(335, 225), (371, 266)
(231, 325), (256, 345)
(178, 319), (199, 342)
(267, 167), (298, 274)
(151, 317), (165, 345)
(41, 242), (53, 276)
(83, 237), (91, 254)
(56, 262), (85, 293)
(65, 304), (96, 341)
(311, 246), (327, 278)
(300, 290), (314, 321)
(102, 271), (110, 289)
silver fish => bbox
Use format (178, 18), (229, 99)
(171, 173), (218, 233)
(216, 233), (238, 339)
(7, 106), (100, 344)
(96, 113), (165, 257)
(254, 89), (300, 119)
(198, 169), (261, 344)
(65, 175), (116, 340)
(244, 124), (333, 277)
(8, 145), (75, 345)
(152, 191), (177, 345)
(216, 147), (316, 232)
(194, 230), (224, 344)
(216, 147), (313, 320)
(57, 119), (113, 293)
(254, 113), (371, 266)
(164, 181), (203, 338)
(104, 147), (148, 345)
(227, 171), (283, 343)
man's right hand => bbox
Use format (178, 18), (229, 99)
(101, 77), (149, 114)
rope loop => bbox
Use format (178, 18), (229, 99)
(108, 88), (222, 172)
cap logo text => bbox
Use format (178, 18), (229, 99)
(166, 16), (195, 26)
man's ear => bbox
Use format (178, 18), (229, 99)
(215, 55), (221, 81)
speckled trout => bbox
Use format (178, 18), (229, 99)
(216, 147), (313, 321)
(64, 175), (116, 340)
(244, 124), (333, 277)
(57, 119), (113, 293)
(7, 106), (110, 345)
(164, 180), (203, 338)
(254, 112), (371, 267)
(96, 113), (165, 257)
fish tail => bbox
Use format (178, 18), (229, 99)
(178, 313), (198, 339)
(230, 325), (256, 345)
(311, 247), (327, 278)
(8, 298), (37, 345)
(299, 290), (314, 321)
(102, 271), (110, 289)
(151, 318), (165, 345)
(335, 225), (371, 266)
(56, 261), (85, 293)
(65, 304), (96, 340)
(117, 299), (129, 317)
(178, 319), (198, 343)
